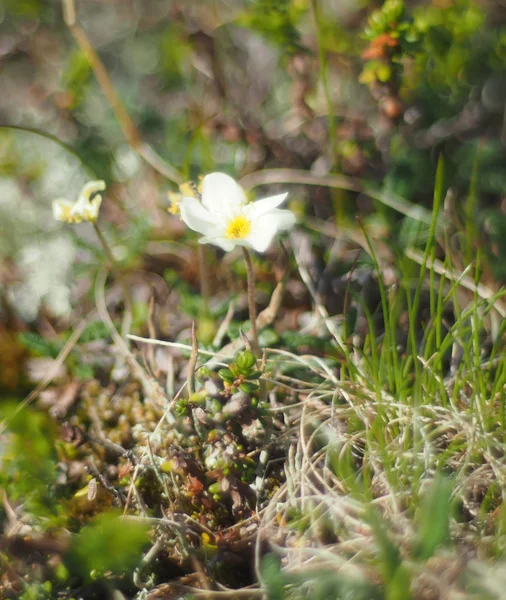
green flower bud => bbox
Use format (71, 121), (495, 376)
(236, 350), (257, 371)
(208, 482), (221, 495)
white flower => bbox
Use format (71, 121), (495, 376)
(180, 172), (295, 252)
(52, 180), (106, 224)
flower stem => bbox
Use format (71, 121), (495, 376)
(92, 222), (133, 342)
(242, 247), (260, 357)
(198, 243), (210, 317)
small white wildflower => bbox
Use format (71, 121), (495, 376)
(52, 180), (106, 224)
(180, 172), (295, 252)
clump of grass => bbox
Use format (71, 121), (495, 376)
(254, 159), (506, 599)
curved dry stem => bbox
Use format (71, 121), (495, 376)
(92, 222), (132, 342)
(61, 0), (183, 184)
(240, 168), (434, 224)
(95, 267), (165, 406)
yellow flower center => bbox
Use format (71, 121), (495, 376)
(226, 215), (251, 239)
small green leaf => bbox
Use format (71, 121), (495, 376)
(414, 476), (453, 561)
(218, 368), (235, 384)
(239, 382), (259, 393)
(366, 508), (411, 598)
(261, 554), (286, 600)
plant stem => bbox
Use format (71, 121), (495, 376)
(92, 222), (133, 342)
(198, 243), (210, 317)
(242, 247), (260, 357)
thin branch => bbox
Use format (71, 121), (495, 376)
(187, 322), (198, 397)
(61, 0), (183, 184)
(94, 267), (166, 407)
(212, 300), (235, 347)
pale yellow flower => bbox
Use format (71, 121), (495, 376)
(167, 191), (182, 215)
(52, 180), (106, 224)
(167, 178), (203, 217)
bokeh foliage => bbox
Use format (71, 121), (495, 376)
(2, 0), (506, 598)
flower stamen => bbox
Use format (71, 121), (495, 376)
(226, 215), (251, 239)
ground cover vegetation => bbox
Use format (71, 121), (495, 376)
(2, 0), (506, 598)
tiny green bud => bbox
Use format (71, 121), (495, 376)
(190, 390), (207, 405)
(55, 563), (69, 582)
(197, 366), (211, 380)
(208, 482), (221, 495)
(237, 350), (257, 371)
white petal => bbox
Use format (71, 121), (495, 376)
(246, 210), (296, 252)
(268, 208), (296, 231)
(248, 193), (288, 219)
(202, 172), (247, 215)
(180, 197), (221, 236)
(199, 236), (236, 252)
(89, 195), (103, 221)
(80, 180), (106, 202)
(245, 218), (279, 253)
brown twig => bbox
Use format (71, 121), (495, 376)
(86, 457), (126, 506)
(146, 295), (157, 375)
(94, 267), (166, 408)
(61, 0), (183, 184)
(187, 322), (198, 398)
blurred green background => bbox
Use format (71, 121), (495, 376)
(1, 0), (506, 387)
